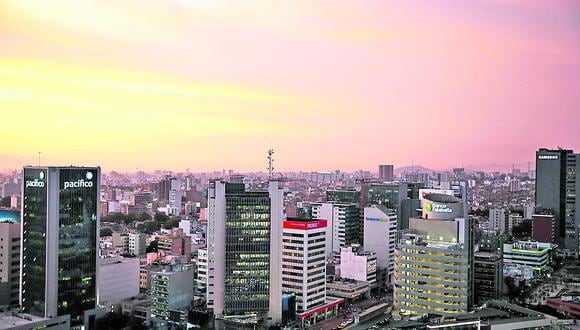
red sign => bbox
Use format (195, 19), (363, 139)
(283, 219), (327, 230)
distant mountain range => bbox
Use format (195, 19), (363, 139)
(395, 162), (534, 175)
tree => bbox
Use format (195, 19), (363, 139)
(146, 240), (158, 253)
(512, 220), (532, 239)
(100, 228), (113, 237)
(163, 218), (180, 230)
(154, 212), (169, 223)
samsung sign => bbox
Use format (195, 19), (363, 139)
(63, 171), (94, 190)
(538, 155), (558, 160)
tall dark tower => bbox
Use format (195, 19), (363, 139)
(21, 166), (101, 328)
(535, 148), (580, 252)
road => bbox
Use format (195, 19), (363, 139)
(308, 298), (390, 330)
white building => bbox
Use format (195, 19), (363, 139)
(98, 256), (140, 307)
(489, 208), (506, 234)
(0, 221), (20, 307)
(339, 245), (377, 288)
(503, 241), (553, 271)
(196, 248), (208, 295)
(282, 219), (327, 312)
(363, 205), (397, 284)
(507, 213), (525, 234)
(311, 202), (359, 257)
(128, 232), (147, 256)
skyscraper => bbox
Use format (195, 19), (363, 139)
(20, 166), (100, 328)
(282, 218), (327, 312)
(206, 180), (284, 325)
(311, 202), (359, 256)
(535, 148), (580, 251)
(394, 193), (473, 317)
(378, 165), (394, 181)
(363, 205), (397, 284)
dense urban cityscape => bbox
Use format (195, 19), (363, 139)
(2, 1), (580, 329)
(0, 148), (579, 329)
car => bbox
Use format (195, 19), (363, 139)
(346, 319), (354, 324)
(338, 323), (347, 329)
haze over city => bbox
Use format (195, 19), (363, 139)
(2, 0), (580, 172)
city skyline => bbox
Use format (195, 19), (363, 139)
(2, 1), (580, 172)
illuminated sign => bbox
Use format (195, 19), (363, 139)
(431, 203), (453, 213)
(0, 210), (19, 223)
(538, 155), (558, 160)
(26, 171), (45, 188)
(63, 171), (94, 190)
(283, 219), (327, 230)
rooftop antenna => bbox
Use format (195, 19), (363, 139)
(38, 151), (41, 166)
(268, 149), (275, 179)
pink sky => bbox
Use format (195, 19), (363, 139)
(1, 0), (579, 172)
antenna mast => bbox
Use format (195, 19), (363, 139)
(268, 149), (275, 179)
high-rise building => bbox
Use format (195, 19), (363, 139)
(157, 175), (182, 215)
(282, 218), (327, 312)
(535, 148), (580, 251)
(363, 205), (397, 284)
(206, 180), (284, 325)
(532, 214), (556, 243)
(21, 166), (100, 328)
(311, 202), (359, 256)
(0, 221), (20, 307)
(473, 251), (503, 306)
(378, 165), (394, 181)
(394, 193), (473, 317)
(489, 208), (506, 234)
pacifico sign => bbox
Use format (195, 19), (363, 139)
(25, 171), (45, 188)
(63, 171), (94, 190)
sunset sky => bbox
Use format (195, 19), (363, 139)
(1, 0), (579, 172)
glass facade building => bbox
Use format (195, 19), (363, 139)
(224, 184), (271, 314)
(21, 167), (100, 328)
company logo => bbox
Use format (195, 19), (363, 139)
(432, 203), (453, 213)
(424, 203), (432, 212)
(26, 179), (45, 188)
(63, 179), (93, 190)
(39, 171), (45, 180)
(86, 171), (93, 180)
(538, 155), (558, 160)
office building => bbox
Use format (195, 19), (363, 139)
(150, 264), (194, 329)
(363, 205), (397, 284)
(206, 180), (284, 325)
(311, 202), (359, 257)
(128, 232), (147, 256)
(394, 193), (473, 317)
(473, 251), (503, 306)
(535, 148), (580, 251)
(0, 221), (20, 307)
(532, 214), (556, 244)
(21, 166), (100, 328)
(339, 245), (377, 289)
(98, 256), (140, 307)
(503, 241), (553, 272)
(507, 213), (525, 235)
(378, 165), (394, 181)
(282, 218), (327, 312)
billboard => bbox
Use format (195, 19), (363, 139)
(0, 209), (19, 223)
